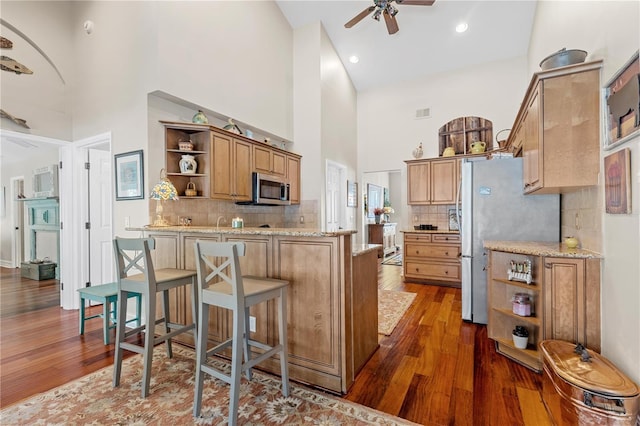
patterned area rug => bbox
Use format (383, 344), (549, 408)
(381, 253), (402, 266)
(1, 345), (418, 425)
(378, 290), (417, 335)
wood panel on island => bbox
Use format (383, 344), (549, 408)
(139, 227), (375, 394)
(161, 120), (301, 204)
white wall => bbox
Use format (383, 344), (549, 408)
(293, 22), (358, 229)
(69, 1), (294, 236)
(357, 55), (528, 173)
(528, 1), (639, 383)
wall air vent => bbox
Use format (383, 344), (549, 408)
(415, 108), (431, 119)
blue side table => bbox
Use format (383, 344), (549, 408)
(78, 283), (141, 345)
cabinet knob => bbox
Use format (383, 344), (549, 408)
(444, 270), (448, 274)
(445, 251), (449, 256)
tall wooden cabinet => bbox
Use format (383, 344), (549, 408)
(506, 61), (603, 194)
(406, 157), (460, 205)
(486, 244), (601, 372)
(210, 131), (253, 201)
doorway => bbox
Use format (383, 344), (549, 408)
(361, 170), (404, 247)
(10, 177), (24, 267)
(325, 160), (347, 232)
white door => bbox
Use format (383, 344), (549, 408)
(325, 162), (345, 232)
(88, 148), (113, 286)
(11, 177), (24, 267)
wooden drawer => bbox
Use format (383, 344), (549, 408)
(405, 244), (459, 260)
(432, 234), (460, 243)
(405, 233), (431, 243)
(405, 260), (461, 282)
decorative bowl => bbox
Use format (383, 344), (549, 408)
(539, 48), (587, 70)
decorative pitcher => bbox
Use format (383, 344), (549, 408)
(179, 155), (197, 174)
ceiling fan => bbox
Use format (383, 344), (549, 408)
(344, 0), (435, 35)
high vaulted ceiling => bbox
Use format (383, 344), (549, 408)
(276, 0), (537, 91)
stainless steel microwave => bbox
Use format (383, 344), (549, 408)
(236, 172), (290, 206)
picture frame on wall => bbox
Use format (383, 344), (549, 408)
(114, 150), (144, 200)
(347, 180), (358, 207)
(604, 148), (631, 214)
(604, 50), (639, 148)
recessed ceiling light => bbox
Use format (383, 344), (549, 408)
(455, 22), (468, 33)
(349, 55), (359, 64)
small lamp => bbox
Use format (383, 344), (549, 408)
(149, 168), (178, 226)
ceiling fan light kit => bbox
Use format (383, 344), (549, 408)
(345, 0), (435, 34)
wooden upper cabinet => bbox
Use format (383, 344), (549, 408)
(407, 161), (430, 204)
(430, 159), (459, 204)
(254, 144), (286, 176)
(210, 131), (253, 201)
(406, 158), (459, 205)
(233, 139), (253, 201)
(507, 61), (602, 194)
(162, 121), (301, 202)
(523, 85), (542, 192)
(286, 155), (301, 205)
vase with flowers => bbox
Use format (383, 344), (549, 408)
(373, 207), (384, 224)
(383, 206), (394, 223)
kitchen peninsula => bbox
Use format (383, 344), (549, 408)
(128, 225), (379, 394)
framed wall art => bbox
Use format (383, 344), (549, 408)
(604, 50), (639, 148)
(604, 148), (631, 214)
(347, 180), (358, 207)
(114, 150), (144, 200)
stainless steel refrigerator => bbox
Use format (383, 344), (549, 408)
(458, 157), (559, 324)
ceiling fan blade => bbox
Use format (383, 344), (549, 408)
(396, 0), (435, 5)
(383, 11), (399, 35)
(344, 6), (376, 28)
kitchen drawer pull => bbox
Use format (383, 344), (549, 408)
(445, 251), (449, 256)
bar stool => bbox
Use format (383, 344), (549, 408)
(78, 282), (141, 344)
(112, 237), (198, 398)
(193, 240), (289, 425)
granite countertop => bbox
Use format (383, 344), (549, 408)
(129, 226), (356, 237)
(401, 229), (460, 234)
(483, 240), (602, 259)
(352, 244), (382, 257)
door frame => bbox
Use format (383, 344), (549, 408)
(325, 160), (346, 232)
(59, 132), (112, 310)
(10, 176), (24, 268)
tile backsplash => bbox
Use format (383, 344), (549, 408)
(408, 204), (458, 231)
(154, 199), (318, 229)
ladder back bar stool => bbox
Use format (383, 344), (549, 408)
(193, 240), (289, 425)
(112, 237), (198, 398)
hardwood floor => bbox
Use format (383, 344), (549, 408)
(0, 264), (551, 425)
